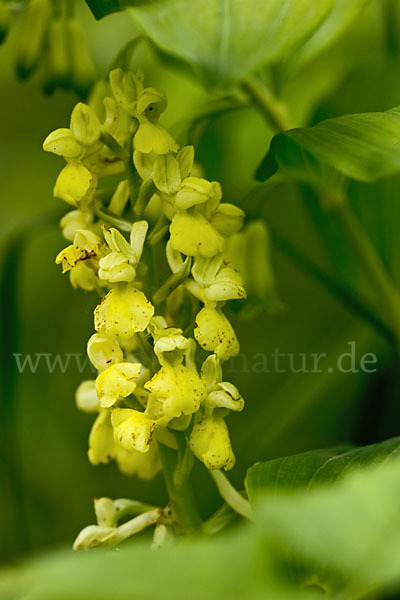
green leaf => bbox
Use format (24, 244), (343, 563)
(255, 106), (400, 185)
(283, 0), (370, 77)
(85, 0), (161, 20)
(0, 530), (314, 600)
(128, 0), (336, 88)
(246, 436), (400, 504)
(257, 458), (400, 597)
(86, 0), (122, 19)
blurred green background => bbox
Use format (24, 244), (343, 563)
(2, 0), (400, 565)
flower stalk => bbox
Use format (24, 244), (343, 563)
(210, 470), (252, 521)
(44, 67), (249, 545)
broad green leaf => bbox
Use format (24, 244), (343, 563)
(85, 0), (370, 90)
(128, 0), (335, 88)
(257, 459), (400, 597)
(246, 436), (400, 504)
(0, 530), (313, 600)
(283, 0), (370, 77)
(255, 106), (400, 185)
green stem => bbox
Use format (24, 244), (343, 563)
(123, 133), (139, 213)
(94, 200), (132, 232)
(329, 200), (400, 343)
(153, 257), (192, 306)
(136, 331), (155, 368)
(100, 131), (129, 162)
(157, 442), (202, 534)
(241, 76), (295, 132)
(210, 470), (253, 520)
(148, 215), (168, 246)
(134, 179), (155, 219)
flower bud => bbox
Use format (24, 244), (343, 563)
(201, 354), (244, 411)
(0, 0), (10, 45)
(245, 220), (282, 311)
(75, 380), (99, 413)
(108, 180), (130, 216)
(54, 162), (94, 208)
(153, 154), (181, 194)
(194, 306), (239, 361)
(191, 255), (246, 302)
(136, 87), (167, 117)
(66, 18), (96, 97)
(60, 209), (93, 242)
(206, 382), (244, 411)
(42, 18), (71, 95)
(191, 254), (222, 286)
(201, 354), (221, 390)
(203, 266), (246, 302)
(43, 128), (82, 159)
(109, 68), (143, 115)
(209, 203), (244, 236)
(175, 178), (221, 210)
(111, 408), (156, 453)
(15, 0), (50, 80)
(153, 333), (187, 357)
(189, 414), (235, 470)
(103, 226), (133, 256)
(88, 409), (117, 466)
(87, 332), (123, 372)
(96, 362), (141, 408)
(170, 212), (224, 257)
(227, 221), (282, 313)
(75, 229), (103, 250)
(94, 284), (154, 343)
(176, 146), (194, 179)
(99, 253), (136, 283)
(103, 96), (132, 149)
(103, 222), (148, 267)
(70, 103), (101, 146)
(130, 220), (148, 264)
(133, 150), (158, 181)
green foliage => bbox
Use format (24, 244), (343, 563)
(4, 458), (400, 599)
(129, 0), (332, 88)
(256, 106), (400, 185)
(85, 0), (368, 89)
(246, 436), (400, 502)
(0, 530), (311, 600)
(283, 0), (370, 77)
(257, 459), (400, 598)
